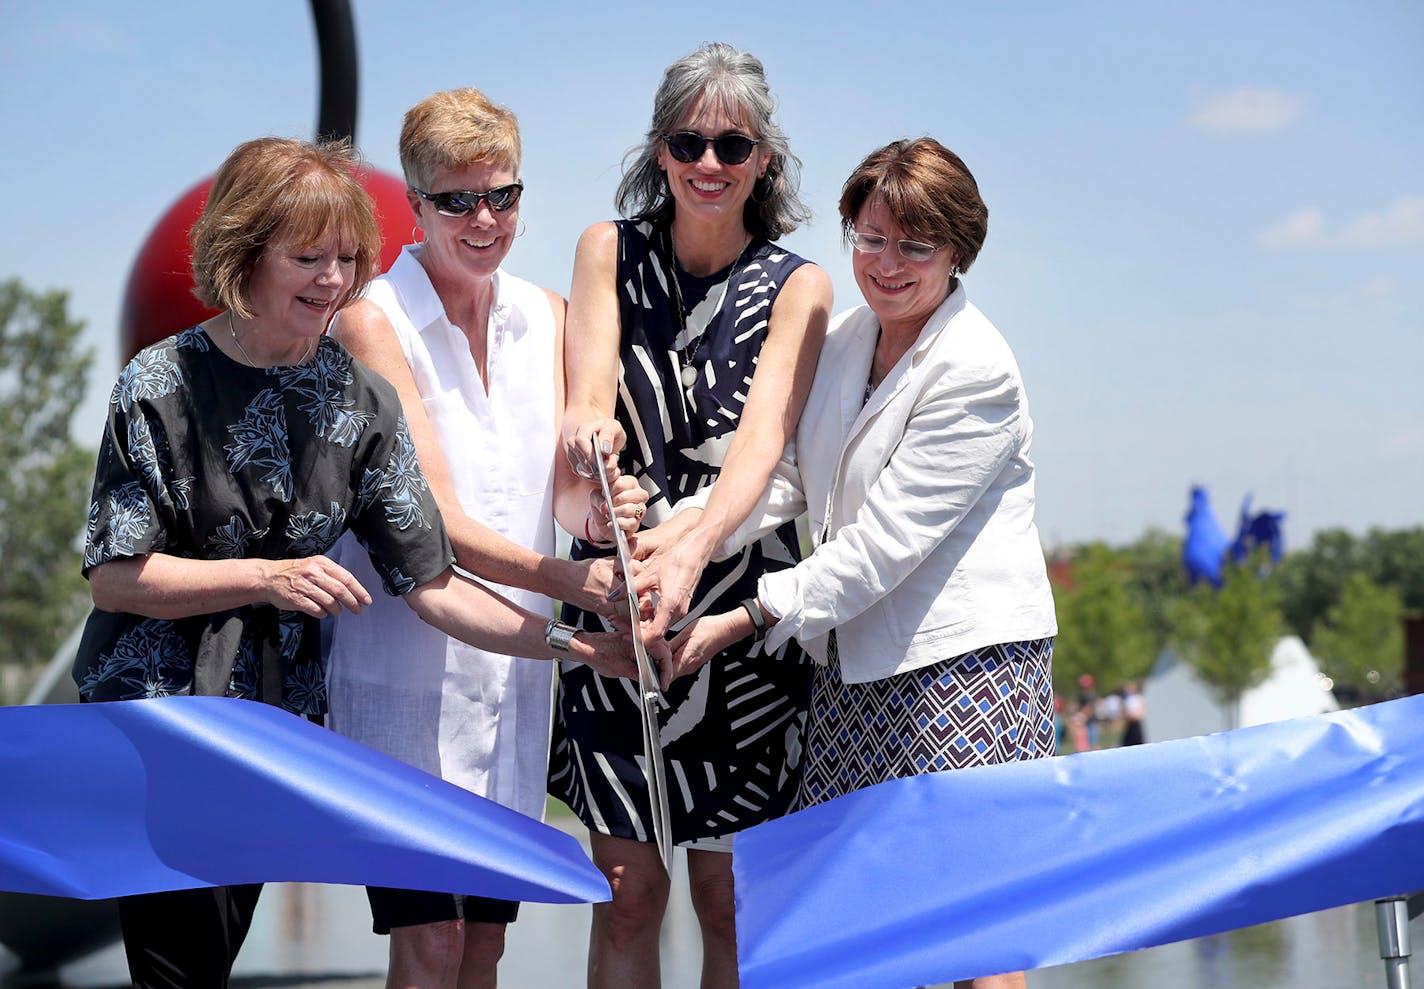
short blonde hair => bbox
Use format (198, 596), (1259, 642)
(190, 137), (382, 318)
(399, 88), (521, 190)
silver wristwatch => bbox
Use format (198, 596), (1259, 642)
(545, 618), (578, 653)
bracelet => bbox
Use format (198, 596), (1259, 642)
(741, 598), (767, 642)
(583, 511), (614, 549)
(545, 618), (578, 653)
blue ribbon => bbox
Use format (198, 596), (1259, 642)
(0, 696), (608, 904)
(734, 694), (1424, 989)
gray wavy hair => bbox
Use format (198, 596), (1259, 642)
(615, 42), (810, 240)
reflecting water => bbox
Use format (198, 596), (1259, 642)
(43, 866), (1411, 989)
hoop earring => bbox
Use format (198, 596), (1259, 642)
(411, 224), (424, 244)
(516, 219), (527, 239)
(752, 174), (773, 203)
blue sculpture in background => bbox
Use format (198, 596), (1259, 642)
(1183, 486), (1286, 586)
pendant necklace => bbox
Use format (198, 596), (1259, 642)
(229, 311), (314, 368)
(666, 226), (754, 405)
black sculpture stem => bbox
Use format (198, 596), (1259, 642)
(310, 0), (358, 143)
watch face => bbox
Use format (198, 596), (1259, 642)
(547, 621), (576, 651)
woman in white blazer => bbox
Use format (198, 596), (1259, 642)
(670, 137), (1055, 989)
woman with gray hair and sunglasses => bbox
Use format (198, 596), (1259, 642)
(553, 42), (831, 988)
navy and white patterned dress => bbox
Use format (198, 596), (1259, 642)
(549, 219), (813, 845)
(74, 327), (454, 714)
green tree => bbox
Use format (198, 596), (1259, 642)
(1176, 554), (1284, 728)
(1050, 543), (1155, 696)
(1275, 528), (1364, 642)
(1310, 572), (1405, 704)
(0, 279), (94, 702)
(1118, 528), (1190, 659)
(1361, 527), (1424, 614)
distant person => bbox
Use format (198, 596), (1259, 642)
(73, 137), (639, 989)
(668, 137), (1057, 989)
(1121, 680), (1146, 746)
(1096, 687), (1123, 744)
(1077, 672), (1099, 748)
(322, 88), (643, 989)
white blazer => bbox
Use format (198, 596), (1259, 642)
(757, 284), (1056, 683)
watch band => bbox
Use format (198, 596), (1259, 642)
(741, 598), (767, 641)
(545, 618), (578, 653)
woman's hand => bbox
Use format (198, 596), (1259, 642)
(556, 557), (620, 618)
(259, 556), (372, 618)
(668, 610), (751, 682)
(574, 628), (642, 681)
(588, 473), (649, 542)
(563, 417), (626, 482)
(633, 521), (719, 639)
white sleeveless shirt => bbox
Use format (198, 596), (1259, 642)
(325, 244), (559, 821)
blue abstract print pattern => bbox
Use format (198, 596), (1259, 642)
(225, 388), (294, 501)
(797, 638), (1057, 808)
(550, 219), (814, 845)
(376, 421), (433, 531)
(113, 347), (182, 413)
(273, 345), (374, 447)
(78, 619), (192, 700)
(83, 481), (154, 569)
(74, 329), (454, 714)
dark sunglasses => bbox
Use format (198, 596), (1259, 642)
(662, 131), (760, 165)
(413, 182), (524, 216)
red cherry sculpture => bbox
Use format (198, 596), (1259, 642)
(118, 167), (414, 363)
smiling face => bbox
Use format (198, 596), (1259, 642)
(851, 195), (960, 338)
(410, 159), (519, 288)
(657, 96), (766, 225)
(245, 232), (356, 342)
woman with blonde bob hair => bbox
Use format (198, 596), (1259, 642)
(73, 136), (638, 989)
(671, 137), (1057, 989)
(323, 87), (645, 989)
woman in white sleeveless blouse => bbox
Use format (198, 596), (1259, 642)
(323, 89), (645, 989)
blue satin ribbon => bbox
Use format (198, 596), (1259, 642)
(734, 693), (1424, 989)
(0, 696), (608, 904)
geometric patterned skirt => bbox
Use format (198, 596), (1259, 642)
(797, 637), (1056, 809)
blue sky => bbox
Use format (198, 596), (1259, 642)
(2, 1), (1420, 548)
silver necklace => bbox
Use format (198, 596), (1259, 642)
(667, 227), (754, 400)
(228, 310), (314, 368)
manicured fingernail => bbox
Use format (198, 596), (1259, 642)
(602, 440), (612, 455)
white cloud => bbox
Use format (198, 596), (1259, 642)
(1340, 197), (1424, 248)
(1256, 208), (1325, 249)
(1257, 198), (1424, 251)
(1380, 424), (1424, 458)
(1358, 274), (1398, 297)
(1191, 88), (1302, 134)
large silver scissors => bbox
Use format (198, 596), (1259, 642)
(593, 433), (673, 873)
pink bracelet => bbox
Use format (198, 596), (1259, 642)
(584, 511), (614, 548)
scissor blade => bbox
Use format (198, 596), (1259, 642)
(594, 432), (673, 872)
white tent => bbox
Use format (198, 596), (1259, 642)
(1143, 635), (1339, 742)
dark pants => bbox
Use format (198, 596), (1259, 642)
(366, 885), (520, 935)
(118, 884), (264, 988)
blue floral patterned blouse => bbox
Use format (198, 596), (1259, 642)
(73, 326), (454, 714)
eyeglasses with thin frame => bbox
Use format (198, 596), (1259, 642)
(662, 131), (761, 166)
(847, 230), (942, 263)
(413, 182), (524, 217)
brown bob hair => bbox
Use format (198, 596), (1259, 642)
(839, 138), (988, 273)
(190, 137), (382, 318)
